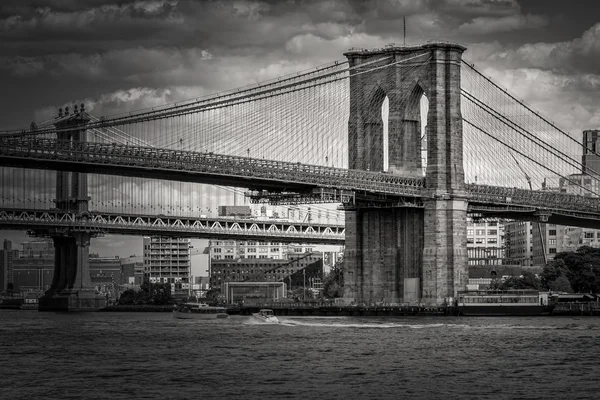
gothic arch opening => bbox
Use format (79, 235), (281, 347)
(382, 95), (389, 172)
(382, 83), (428, 177)
(420, 93), (429, 174)
(363, 86), (387, 172)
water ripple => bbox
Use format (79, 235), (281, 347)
(1, 312), (599, 399)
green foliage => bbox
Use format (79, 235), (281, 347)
(548, 275), (573, 293)
(489, 271), (541, 290)
(323, 262), (344, 298)
(290, 287), (313, 301)
(204, 289), (226, 306)
(541, 246), (600, 293)
(117, 283), (174, 305)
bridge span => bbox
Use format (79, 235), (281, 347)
(0, 208), (345, 244)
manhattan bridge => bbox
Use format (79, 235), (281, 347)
(1, 42), (599, 310)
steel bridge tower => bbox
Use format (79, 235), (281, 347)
(38, 105), (107, 311)
(344, 43), (468, 305)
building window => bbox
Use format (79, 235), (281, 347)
(549, 239), (556, 245)
(488, 230), (497, 236)
(549, 230), (556, 236)
(487, 238), (497, 244)
(585, 232), (594, 239)
(549, 248), (557, 254)
(475, 229), (485, 235)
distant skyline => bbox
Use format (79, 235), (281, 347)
(1, 0), (600, 255)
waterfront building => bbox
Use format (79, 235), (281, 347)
(466, 217), (504, 266)
(208, 240), (318, 261)
(526, 161), (600, 265)
(504, 221), (533, 266)
(120, 255), (144, 286)
(11, 255), (136, 293)
(0, 240), (19, 291)
(21, 239), (54, 258)
(222, 281), (286, 304)
(209, 252), (323, 293)
(143, 236), (191, 296)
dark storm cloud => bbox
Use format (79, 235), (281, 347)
(0, 0), (597, 131)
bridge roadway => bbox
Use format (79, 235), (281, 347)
(0, 208), (345, 244)
(0, 137), (423, 199)
(2, 137), (600, 227)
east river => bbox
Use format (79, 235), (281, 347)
(1, 312), (599, 400)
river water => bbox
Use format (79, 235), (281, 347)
(1, 312), (598, 399)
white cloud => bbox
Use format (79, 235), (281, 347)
(459, 13), (547, 35)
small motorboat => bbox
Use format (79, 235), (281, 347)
(252, 309), (279, 324)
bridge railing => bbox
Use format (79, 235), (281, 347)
(0, 136), (425, 197)
(467, 184), (600, 214)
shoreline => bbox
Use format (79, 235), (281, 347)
(98, 304), (600, 316)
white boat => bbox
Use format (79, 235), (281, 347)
(252, 309), (279, 323)
(173, 302), (229, 319)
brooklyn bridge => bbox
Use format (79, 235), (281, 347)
(2, 42), (599, 310)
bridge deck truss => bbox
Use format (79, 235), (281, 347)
(0, 208), (345, 244)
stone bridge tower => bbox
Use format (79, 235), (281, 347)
(38, 105), (107, 311)
(343, 43), (468, 305)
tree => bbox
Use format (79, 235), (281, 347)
(491, 271), (541, 290)
(548, 275), (573, 293)
(323, 262), (344, 298)
(150, 283), (172, 305)
(550, 246), (600, 293)
(205, 289), (225, 306)
(541, 259), (569, 289)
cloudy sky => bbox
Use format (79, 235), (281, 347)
(1, 0), (600, 256)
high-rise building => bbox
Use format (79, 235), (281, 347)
(504, 221), (533, 266)
(582, 129), (600, 176)
(143, 237), (191, 296)
(208, 240), (316, 261)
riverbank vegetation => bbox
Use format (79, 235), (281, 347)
(491, 246), (600, 293)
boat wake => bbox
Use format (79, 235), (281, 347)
(278, 319), (463, 329)
(243, 318), (280, 326)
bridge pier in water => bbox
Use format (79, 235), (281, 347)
(344, 43), (468, 305)
(39, 107), (107, 311)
